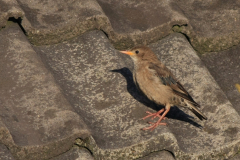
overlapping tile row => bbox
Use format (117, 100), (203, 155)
(172, 0), (240, 53)
(1, 22), (240, 160)
(33, 30), (178, 160)
(0, 23), (90, 160)
(1, 0), (240, 159)
(201, 46), (240, 115)
(33, 30), (240, 159)
(149, 33), (240, 159)
(1, 0), (239, 52)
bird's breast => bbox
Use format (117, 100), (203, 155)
(134, 67), (173, 105)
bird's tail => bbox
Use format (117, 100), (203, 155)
(187, 102), (207, 120)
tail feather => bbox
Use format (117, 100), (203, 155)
(187, 103), (207, 120)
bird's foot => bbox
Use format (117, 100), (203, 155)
(142, 108), (168, 131)
(142, 108), (166, 120)
(142, 105), (170, 131)
(142, 119), (167, 131)
(142, 121), (167, 131)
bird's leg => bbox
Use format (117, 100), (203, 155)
(142, 104), (171, 131)
(142, 108), (165, 120)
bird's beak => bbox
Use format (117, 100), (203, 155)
(120, 51), (134, 56)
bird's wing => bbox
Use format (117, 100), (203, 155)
(148, 62), (200, 108)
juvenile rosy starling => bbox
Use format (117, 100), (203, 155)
(120, 46), (207, 131)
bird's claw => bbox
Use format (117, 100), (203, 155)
(142, 121), (167, 131)
(142, 108), (169, 131)
(142, 110), (166, 120)
(142, 111), (160, 120)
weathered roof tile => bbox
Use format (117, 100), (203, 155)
(0, 22), (90, 160)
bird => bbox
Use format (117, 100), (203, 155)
(120, 46), (207, 131)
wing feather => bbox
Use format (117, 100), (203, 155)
(148, 62), (200, 108)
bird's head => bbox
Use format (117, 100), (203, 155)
(120, 46), (158, 63)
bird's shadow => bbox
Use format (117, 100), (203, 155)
(111, 67), (202, 128)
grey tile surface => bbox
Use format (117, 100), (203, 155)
(52, 147), (94, 160)
(0, 22), (90, 160)
(34, 31), (240, 159)
(201, 46), (240, 114)
(0, 144), (15, 160)
(0, 1), (240, 160)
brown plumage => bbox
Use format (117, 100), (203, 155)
(120, 46), (207, 131)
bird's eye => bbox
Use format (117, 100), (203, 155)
(135, 50), (139, 54)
